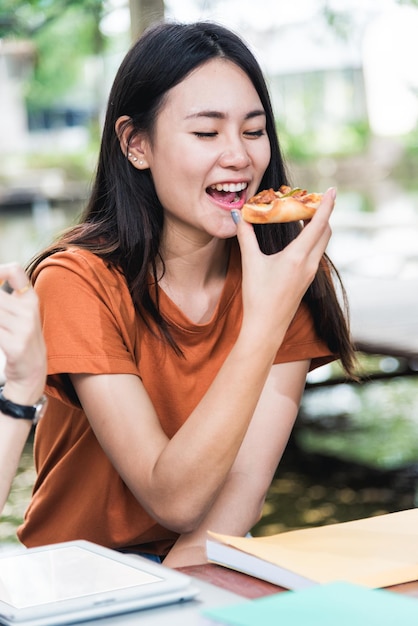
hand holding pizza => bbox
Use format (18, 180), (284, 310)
(233, 187), (335, 346)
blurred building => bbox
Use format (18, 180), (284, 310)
(0, 3), (417, 162)
(0, 39), (35, 154)
(251, 4), (418, 148)
(0, 39), (96, 160)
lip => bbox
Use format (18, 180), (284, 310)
(206, 187), (248, 212)
(214, 197), (246, 211)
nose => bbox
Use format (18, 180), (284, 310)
(218, 138), (251, 169)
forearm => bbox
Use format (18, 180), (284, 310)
(162, 471), (268, 568)
(147, 326), (288, 523)
(160, 361), (307, 549)
(0, 413), (31, 513)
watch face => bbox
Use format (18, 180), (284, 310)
(33, 396), (48, 424)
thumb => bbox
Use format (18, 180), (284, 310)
(231, 210), (261, 258)
(0, 263), (30, 295)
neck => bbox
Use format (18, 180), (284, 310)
(157, 234), (232, 324)
(159, 232), (230, 288)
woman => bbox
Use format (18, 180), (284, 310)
(0, 263), (47, 514)
(19, 21), (355, 566)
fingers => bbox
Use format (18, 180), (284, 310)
(302, 186), (335, 234)
(0, 264), (46, 399)
(292, 186), (335, 257)
(0, 263), (31, 296)
(317, 186), (336, 215)
(0, 263), (38, 349)
(231, 209), (260, 257)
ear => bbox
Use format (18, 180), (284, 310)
(115, 115), (150, 170)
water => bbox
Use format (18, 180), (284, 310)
(254, 376), (418, 537)
(0, 201), (82, 267)
(1, 177), (418, 545)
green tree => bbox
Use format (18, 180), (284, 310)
(0, 0), (108, 112)
(0, 0), (165, 115)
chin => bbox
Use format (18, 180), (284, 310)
(212, 224), (238, 240)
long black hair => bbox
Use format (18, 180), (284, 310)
(27, 20), (356, 376)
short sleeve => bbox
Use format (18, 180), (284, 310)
(33, 249), (139, 404)
(275, 302), (336, 371)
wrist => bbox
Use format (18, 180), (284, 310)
(164, 543), (207, 568)
(237, 321), (284, 363)
(0, 385), (48, 425)
(2, 375), (46, 407)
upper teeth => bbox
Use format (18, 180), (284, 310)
(210, 182), (248, 193)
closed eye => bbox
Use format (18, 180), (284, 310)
(244, 129), (265, 138)
(194, 130), (265, 138)
(193, 131), (218, 138)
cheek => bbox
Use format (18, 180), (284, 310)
(251, 143), (271, 190)
(258, 139), (272, 171)
(150, 157), (198, 213)
(153, 141), (203, 186)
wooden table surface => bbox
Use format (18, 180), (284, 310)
(178, 563), (418, 600)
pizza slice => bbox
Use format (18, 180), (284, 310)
(242, 185), (323, 224)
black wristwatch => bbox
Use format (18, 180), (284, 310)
(0, 386), (48, 425)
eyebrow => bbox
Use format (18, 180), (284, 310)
(185, 109), (266, 121)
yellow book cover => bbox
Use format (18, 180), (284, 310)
(206, 508), (418, 590)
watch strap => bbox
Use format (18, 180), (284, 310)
(0, 387), (38, 422)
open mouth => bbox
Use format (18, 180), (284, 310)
(207, 182), (248, 208)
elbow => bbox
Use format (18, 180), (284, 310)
(131, 473), (214, 534)
(149, 497), (206, 535)
(168, 516), (201, 535)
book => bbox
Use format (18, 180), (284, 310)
(202, 581), (418, 626)
(206, 508), (418, 590)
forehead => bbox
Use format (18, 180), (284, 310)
(161, 58), (264, 118)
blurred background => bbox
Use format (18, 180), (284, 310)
(1, 0), (418, 544)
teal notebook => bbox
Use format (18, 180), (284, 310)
(202, 581), (418, 625)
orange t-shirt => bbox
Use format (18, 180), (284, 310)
(18, 243), (334, 553)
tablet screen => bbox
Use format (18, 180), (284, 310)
(0, 546), (163, 609)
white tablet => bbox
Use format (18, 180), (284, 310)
(0, 540), (198, 625)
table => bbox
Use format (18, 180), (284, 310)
(45, 563), (418, 623)
(178, 563), (418, 600)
